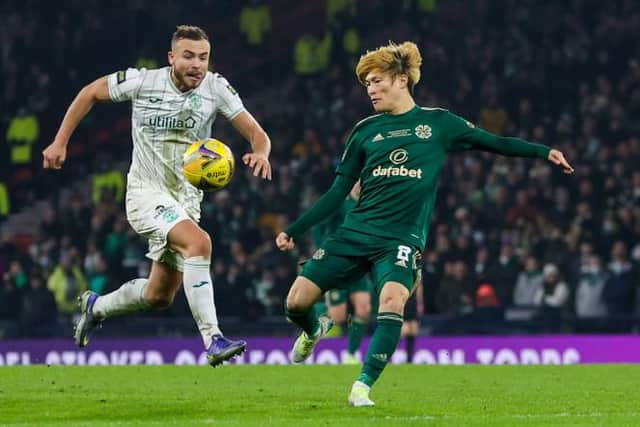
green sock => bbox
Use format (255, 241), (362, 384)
(358, 312), (403, 387)
(286, 305), (320, 336)
(347, 316), (368, 355)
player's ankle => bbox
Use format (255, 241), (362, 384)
(353, 380), (370, 391)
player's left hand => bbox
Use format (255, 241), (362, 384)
(547, 149), (574, 174)
(242, 152), (272, 180)
(276, 232), (295, 251)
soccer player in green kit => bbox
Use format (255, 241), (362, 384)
(276, 41), (574, 406)
(311, 180), (372, 364)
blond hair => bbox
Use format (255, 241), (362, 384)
(355, 41), (422, 90)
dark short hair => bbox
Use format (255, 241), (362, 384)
(171, 25), (209, 48)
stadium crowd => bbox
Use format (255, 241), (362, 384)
(1, 0), (640, 337)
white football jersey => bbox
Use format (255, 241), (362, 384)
(107, 66), (245, 217)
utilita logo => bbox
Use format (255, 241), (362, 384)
(146, 116), (196, 129)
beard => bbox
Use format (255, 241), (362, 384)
(172, 67), (200, 91)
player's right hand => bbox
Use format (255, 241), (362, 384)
(42, 142), (67, 169)
(547, 149), (574, 174)
(276, 232), (295, 251)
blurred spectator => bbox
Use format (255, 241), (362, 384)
(436, 260), (473, 314)
(6, 260), (28, 290)
(92, 170), (125, 204)
(293, 32), (333, 75)
(47, 252), (88, 314)
(533, 264), (570, 309)
(475, 283), (499, 307)
(20, 274), (58, 337)
(6, 107), (39, 166)
(484, 243), (519, 306)
(471, 246), (490, 285)
(0, 182), (9, 218)
(575, 255), (608, 318)
(88, 254), (109, 294)
(239, 0), (271, 47)
(0, 275), (22, 321)
(513, 254), (543, 306)
(478, 95), (508, 136)
(602, 241), (636, 316)
(326, 0), (356, 25)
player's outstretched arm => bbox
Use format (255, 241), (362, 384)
(231, 111), (272, 180)
(275, 174), (356, 251)
(43, 76), (111, 169)
(447, 114), (574, 175)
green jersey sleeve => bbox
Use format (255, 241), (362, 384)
(335, 129), (365, 179)
(445, 112), (551, 159)
(285, 174), (356, 241)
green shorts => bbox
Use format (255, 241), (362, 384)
(325, 275), (373, 306)
(301, 228), (422, 295)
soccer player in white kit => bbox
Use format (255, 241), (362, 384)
(42, 25), (272, 366)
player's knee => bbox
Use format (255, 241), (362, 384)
(184, 232), (212, 258)
(285, 298), (305, 314)
(378, 295), (405, 313)
(285, 293), (312, 313)
(145, 293), (174, 309)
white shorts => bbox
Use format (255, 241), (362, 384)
(125, 189), (199, 272)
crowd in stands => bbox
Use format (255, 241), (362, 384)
(1, 0), (640, 337)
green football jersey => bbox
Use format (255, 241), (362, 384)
(335, 105), (550, 249)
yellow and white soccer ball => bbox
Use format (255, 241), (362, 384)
(183, 138), (235, 191)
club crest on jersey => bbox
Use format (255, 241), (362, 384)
(414, 124), (432, 139)
(312, 249), (325, 260)
(154, 205), (179, 223)
(187, 93), (202, 111)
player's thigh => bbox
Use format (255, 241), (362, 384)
(372, 243), (422, 295)
(300, 250), (368, 295)
(126, 190), (194, 271)
(167, 219), (211, 258)
(146, 260), (183, 305)
(286, 276), (324, 311)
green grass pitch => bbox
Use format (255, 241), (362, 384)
(2, 365), (638, 426)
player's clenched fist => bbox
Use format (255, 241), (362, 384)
(276, 232), (295, 251)
(42, 142), (67, 169)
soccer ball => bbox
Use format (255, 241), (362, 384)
(183, 138), (235, 191)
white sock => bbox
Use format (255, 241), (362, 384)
(183, 256), (222, 348)
(92, 278), (150, 319)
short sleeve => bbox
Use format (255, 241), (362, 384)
(107, 68), (145, 102)
(212, 74), (245, 120)
(335, 129), (365, 179)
